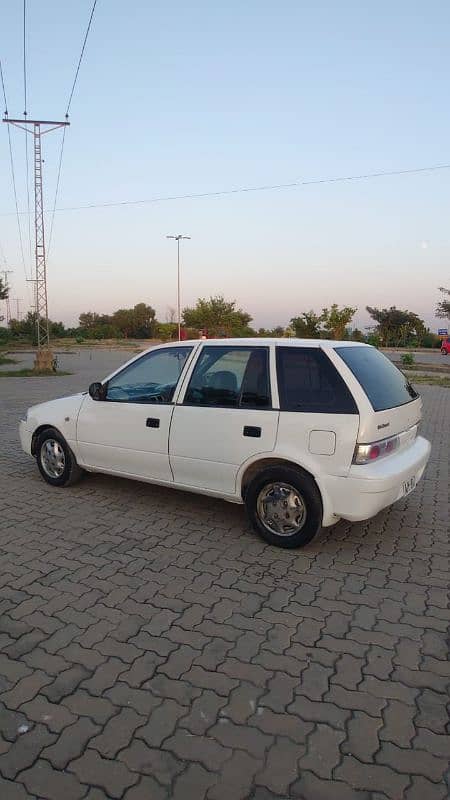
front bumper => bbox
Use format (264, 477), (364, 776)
(324, 435), (431, 522)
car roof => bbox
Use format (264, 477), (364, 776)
(162, 337), (370, 348)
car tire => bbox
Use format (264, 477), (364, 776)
(36, 427), (84, 487)
(245, 465), (322, 548)
(441, 348), (447, 355)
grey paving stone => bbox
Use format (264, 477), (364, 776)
(0, 368), (448, 800)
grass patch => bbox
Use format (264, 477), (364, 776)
(0, 369), (72, 377)
(410, 375), (450, 388)
(402, 363), (450, 374)
(0, 355), (18, 365)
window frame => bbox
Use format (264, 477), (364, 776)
(104, 345), (194, 405)
(181, 345), (273, 410)
(276, 345), (358, 414)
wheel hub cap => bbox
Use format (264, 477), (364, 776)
(256, 482), (307, 536)
(41, 439), (65, 478)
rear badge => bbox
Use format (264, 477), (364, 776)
(377, 422), (390, 430)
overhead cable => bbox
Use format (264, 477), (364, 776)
(65, 0), (98, 115)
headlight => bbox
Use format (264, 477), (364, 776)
(20, 410), (29, 424)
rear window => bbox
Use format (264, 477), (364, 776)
(335, 346), (418, 411)
(276, 347), (358, 413)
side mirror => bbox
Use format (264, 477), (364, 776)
(89, 382), (106, 401)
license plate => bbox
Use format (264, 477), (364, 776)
(402, 475), (416, 496)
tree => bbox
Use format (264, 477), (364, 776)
(349, 328), (366, 342)
(436, 287), (450, 320)
(0, 276), (9, 300)
(366, 306), (427, 347)
(321, 304), (357, 340)
(9, 311), (66, 344)
(78, 311), (101, 330)
(290, 310), (325, 338)
(131, 303), (156, 338)
(290, 306), (356, 339)
(183, 295), (253, 337)
(111, 308), (135, 338)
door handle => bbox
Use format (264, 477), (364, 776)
(243, 425), (261, 438)
(146, 418), (160, 428)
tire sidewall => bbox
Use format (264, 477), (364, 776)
(245, 465), (322, 548)
(36, 429), (75, 487)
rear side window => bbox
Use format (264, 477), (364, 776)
(276, 347), (357, 413)
(335, 346), (418, 411)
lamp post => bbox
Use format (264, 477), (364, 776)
(166, 234), (190, 341)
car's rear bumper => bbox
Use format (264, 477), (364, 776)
(323, 435), (431, 522)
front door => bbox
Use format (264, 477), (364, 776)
(77, 345), (194, 481)
(169, 345), (279, 494)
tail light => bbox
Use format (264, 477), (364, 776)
(353, 433), (401, 465)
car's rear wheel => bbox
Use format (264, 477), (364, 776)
(245, 465), (322, 548)
(36, 428), (83, 487)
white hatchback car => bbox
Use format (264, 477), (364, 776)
(20, 339), (430, 548)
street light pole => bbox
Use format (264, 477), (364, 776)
(166, 234), (191, 340)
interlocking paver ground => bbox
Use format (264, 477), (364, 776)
(0, 348), (449, 799)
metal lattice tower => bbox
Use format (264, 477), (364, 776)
(33, 123), (49, 347)
(2, 116), (69, 352)
(1, 270), (12, 324)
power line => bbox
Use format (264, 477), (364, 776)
(24, 127), (33, 271)
(0, 58), (8, 115)
(23, 0), (32, 273)
(1, 161), (449, 219)
(1, 57), (31, 307)
(66, 0), (98, 116)
(34, 161), (450, 214)
(47, 126), (67, 260)
(5, 124), (30, 281)
(46, 1), (97, 259)
(23, 0), (28, 115)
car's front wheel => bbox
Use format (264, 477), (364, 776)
(245, 465), (322, 548)
(36, 428), (83, 487)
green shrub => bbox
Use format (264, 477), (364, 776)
(401, 353), (415, 366)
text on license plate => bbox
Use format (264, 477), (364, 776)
(402, 475), (416, 496)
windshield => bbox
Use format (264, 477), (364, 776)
(335, 346), (418, 412)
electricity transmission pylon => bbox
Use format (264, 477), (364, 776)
(1, 270), (13, 324)
(2, 116), (69, 365)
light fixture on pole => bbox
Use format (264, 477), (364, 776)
(166, 234), (190, 341)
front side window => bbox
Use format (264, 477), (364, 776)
(106, 347), (192, 403)
(335, 346), (418, 411)
(276, 347), (358, 413)
(184, 346), (271, 408)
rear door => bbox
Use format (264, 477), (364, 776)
(275, 346), (360, 477)
(169, 345), (279, 494)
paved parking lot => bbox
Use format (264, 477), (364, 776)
(0, 350), (449, 800)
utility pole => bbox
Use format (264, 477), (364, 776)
(3, 115), (69, 369)
(166, 235), (191, 341)
(1, 269), (12, 325)
(15, 298), (23, 321)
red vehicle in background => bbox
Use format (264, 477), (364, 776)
(441, 338), (450, 355)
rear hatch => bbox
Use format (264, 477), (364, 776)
(334, 346), (422, 443)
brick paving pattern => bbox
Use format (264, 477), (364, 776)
(0, 350), (449, 799)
